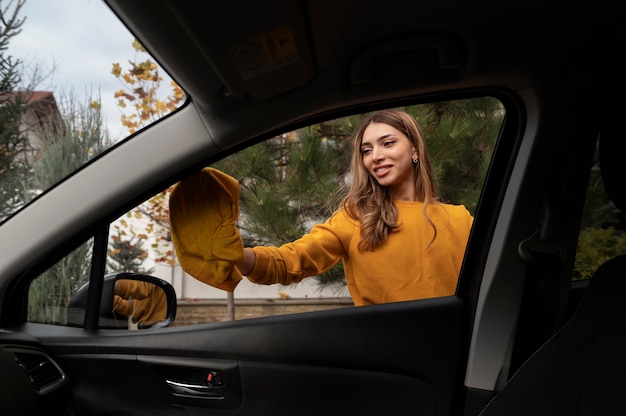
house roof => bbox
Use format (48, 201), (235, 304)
(26, 91), (54, 105)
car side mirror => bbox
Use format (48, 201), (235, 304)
(67, 273), (177, 329)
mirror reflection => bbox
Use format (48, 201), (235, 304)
(66, 273), (176, 330)
(112, 278), (168, 329)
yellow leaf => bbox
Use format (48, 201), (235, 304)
(111, 63), (122, 77)
(132, 39), (146, 52)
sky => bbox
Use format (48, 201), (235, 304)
(7, 0), (145, 141)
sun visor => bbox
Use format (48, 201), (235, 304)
(166, 1), (314, 99)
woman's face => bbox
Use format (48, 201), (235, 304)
(360, 122), (418, 200)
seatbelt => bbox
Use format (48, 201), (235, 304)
(514, 199), (567, 373)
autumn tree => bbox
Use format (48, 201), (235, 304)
(112, 40), (185, 135)
(111, 39), (185, 269)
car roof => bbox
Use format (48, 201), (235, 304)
(105, 0), (623, 150)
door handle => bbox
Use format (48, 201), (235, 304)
(165, 371), (224, 399)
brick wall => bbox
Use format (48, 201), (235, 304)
(172, 298), (354, 326)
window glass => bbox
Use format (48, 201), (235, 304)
(28, 97), (504, 328)
(28, 239), (93, 326)
(574, 140), (626, 280)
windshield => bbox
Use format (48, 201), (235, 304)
(1, 0), (184, 223)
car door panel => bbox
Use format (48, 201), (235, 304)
(23, 296), (468, 415)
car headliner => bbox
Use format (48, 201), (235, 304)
(105, 0), (621, 149)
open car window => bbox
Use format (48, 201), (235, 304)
(27, 97), (504, 328)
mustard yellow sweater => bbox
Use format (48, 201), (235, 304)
(247, 201), (474, 306)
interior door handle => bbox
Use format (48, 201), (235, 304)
(165, 378), (224, 398)
(139, 356), (240, 407)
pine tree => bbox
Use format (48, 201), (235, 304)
(0, 0), (28, 222)
(112, 39), (185, 268)
(107, 229), (155, 274)
(407, 97), (503, 213)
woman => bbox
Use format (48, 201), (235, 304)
(236, 109), (474, 305)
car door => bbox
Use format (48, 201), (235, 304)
(1, 93), (520, 416)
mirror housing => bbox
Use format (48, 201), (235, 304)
(67, 273), (177, 329)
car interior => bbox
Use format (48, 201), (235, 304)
(1, 0), (625, 415)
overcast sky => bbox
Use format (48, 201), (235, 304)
(8, 0), (149, 141)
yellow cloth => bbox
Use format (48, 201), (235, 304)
(169, 167), (244, 292)
(248, 201), (474, 305)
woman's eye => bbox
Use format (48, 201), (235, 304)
(362, 148), (371, 155)
(383, 140), (394, 147)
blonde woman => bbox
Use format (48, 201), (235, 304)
(237, 109), (474, 305)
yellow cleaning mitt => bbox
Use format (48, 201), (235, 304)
(169, 167), (244, 292)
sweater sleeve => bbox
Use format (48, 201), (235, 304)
(115, 279), (154, 299)
(246, 210), (354, 285)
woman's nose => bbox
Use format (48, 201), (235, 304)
(371, 146), (384, 161)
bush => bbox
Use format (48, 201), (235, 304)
(573, 226), (626, 280)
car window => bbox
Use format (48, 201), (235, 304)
(1, 0), (184, 224)
(574, 139), (626, 281)
(28, 239), (93, 325)
(26, 97), (503, 328)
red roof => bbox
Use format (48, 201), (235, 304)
(26, 91), (54, 105)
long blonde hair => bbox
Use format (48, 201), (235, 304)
(341, 109), (439, 251)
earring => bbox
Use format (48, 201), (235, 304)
(412, 157), (419, 164)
